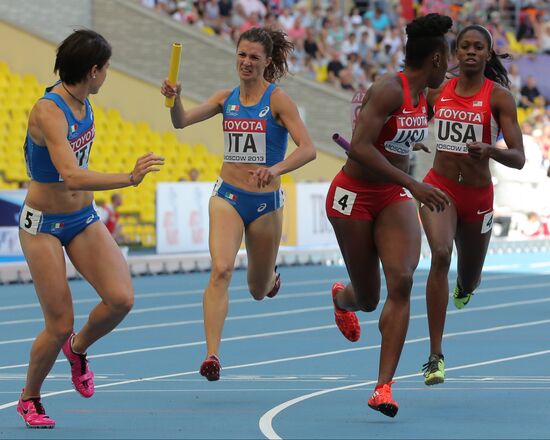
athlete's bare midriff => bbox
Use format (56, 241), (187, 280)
(433, 151), (492, 186)
(219, 162), (281, 192)
(24, 181), (93, 213)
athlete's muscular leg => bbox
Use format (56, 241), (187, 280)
(66, 221), (134, 353)
(328, 217), (381, 312)
(455, 220), (492, 293)
(202, 196), (244, 357)
(375, 200), (420, 384)
(420, 203), (457, 356)
(244, 208), (283, 300)
(245, 207), (283, 300)
(19, 231), (74, 399)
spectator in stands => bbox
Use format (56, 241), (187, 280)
(142, 0), (175, 12)
(303, 27), (323, 61)
(309, 4), (325, 33)
(218, 0), (233, 27)
(536, 19), (550, 54)
(363, 3), (390, 42)
(341, 32), (359, 57)
(326, 49), (344, 86)
(236, 0), (266, 18)
(521, 211), (544, 237)
(101, 193), (126, 244)
(507, 63), (522, 102)
(16, 29), (163, 429)
(172, 1), (200, 25)
(239, 10), (261, 33)
(302, 54), (318, 80)
(287, 14), (307, 42)
(357, 28), (373, 61)
(338, 65), (355, 91)
(517, 5), (538, 42)
(520, 75), (544, 109)
(161, 27), (316, 382)
(189, 167), (200, 181)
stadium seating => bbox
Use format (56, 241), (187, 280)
(0, 60), (241, 246)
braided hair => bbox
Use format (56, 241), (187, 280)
(237, 28), (295, 83)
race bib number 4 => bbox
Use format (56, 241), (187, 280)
(332, 187), (357, 216)
(223, 119), (266, 163)
(481, 211), (494, 234)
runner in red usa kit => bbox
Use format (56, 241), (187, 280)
(421, 24), (525, 386)
(325, 14), (452, 418)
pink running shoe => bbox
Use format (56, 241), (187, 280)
(266, 268), (281, 298)
(62, 332), (95, 398)
(368, 381), (399, 418)
(332, 282), (360, 342)
(200, 355), (221, 381)
(17, 391), (56, 429)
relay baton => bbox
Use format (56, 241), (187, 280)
(332, 133), (351, 151)
(165, 42), (182, 108)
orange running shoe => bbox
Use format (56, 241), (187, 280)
(368, 381), (398, 418)
(332, 282), (360, 342)
(200, 355), (221, 381)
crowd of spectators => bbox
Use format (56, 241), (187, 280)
(143, 0), (549, 92)
(142, 0), (550, 237)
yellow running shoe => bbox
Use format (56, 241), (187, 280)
(453, 285), (473, 309)
(422, 353), (445, 386)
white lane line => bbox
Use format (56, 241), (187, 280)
(0, 272), (535, 313)
(258, 348), (550, 440)
(2, 276), (550, 328)
(4, 292), (550, 345)
(0, 278), (346, 312)
(2, 294), (550, 369)
(1, 279), (550, 347)
(1, 317), (550, 411)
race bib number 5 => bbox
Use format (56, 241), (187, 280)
(19, 205), (42, 235)
(332, 187), (357, 216)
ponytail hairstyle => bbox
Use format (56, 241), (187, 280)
(456, 24), (511, 89)
(405, 13), (453, 69)
(237, 27), (295, 82)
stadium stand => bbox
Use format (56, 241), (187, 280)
(0, 60), (233, 246)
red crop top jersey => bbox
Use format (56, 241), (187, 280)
(433, 77), (499, 154)
(372, 72), (429, 157)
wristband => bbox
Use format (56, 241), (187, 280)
(129, 173), (137, 187)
